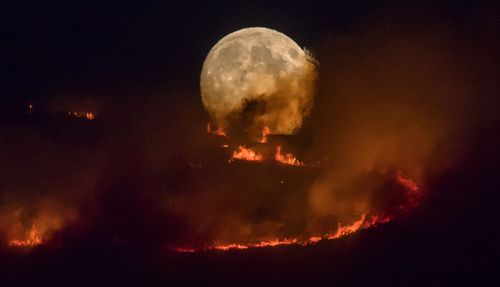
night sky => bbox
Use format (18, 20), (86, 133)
(2, 0), (500, 285)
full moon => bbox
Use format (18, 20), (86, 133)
(200, 27), (317, 138)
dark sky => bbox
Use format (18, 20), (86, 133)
(2, 0), (500, 285)
(5, 0), (495, 105)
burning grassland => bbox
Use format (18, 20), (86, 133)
(0, 199), (78, 248)
(169, 162), (423, 252)
(0, 81), (450, 254)
(1, 11), (491, 254)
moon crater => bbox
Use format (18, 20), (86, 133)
(201, 27), (317, 139)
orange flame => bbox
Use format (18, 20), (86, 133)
(275, 145), (304, 166)
(85, 112), (95, 120)
(325, 213), (391, 240)
(230, 146), (263, 162)
(67, 111), (95, 120)
(207, 122), (226, 136)
(172, 172), (422, 252)
(2, 200), (78, 249)
(207, 213), (395, 251)
(9, 224), (43, 248)
(326, 214), (368, 239)
(258, 126), (272, 143)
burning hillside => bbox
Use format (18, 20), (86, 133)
(1, 3), (495, 260)
(2, 1), (498, 285)
(169, 154), (423, 252)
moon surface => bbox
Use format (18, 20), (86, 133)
(200, 27), (317, 137)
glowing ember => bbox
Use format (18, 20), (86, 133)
(275, 145), (304, 166)
(258, 126), (272, 143)
(85, 112), (95, 120)
(207, 122), (226, 136)
(230, 145), (263, 162)
(67, 111), (95, 120)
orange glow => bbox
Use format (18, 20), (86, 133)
(9, 224), (43, 247)
(1, 200), (78, 249)
(212, 243), (249, 251)
(85, 112), (95, 120)
(67, 111), (95, 120)
(275, 145), (304, 166)
(326, 214), (367, 239)
(214, 128), (226, 136)
(212, 238), (300, 251)
(207, 213), (395, 251)
(172, 172), (422, 252)
(207, 122), (226, 136)
(258, 126), (272, 143)
(174, 247), (197, 253)
(324, 213), (391, 240)
(396, 171), (419, 194)
(230, 146), (263, 162)
(395, 171), (422, 211)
